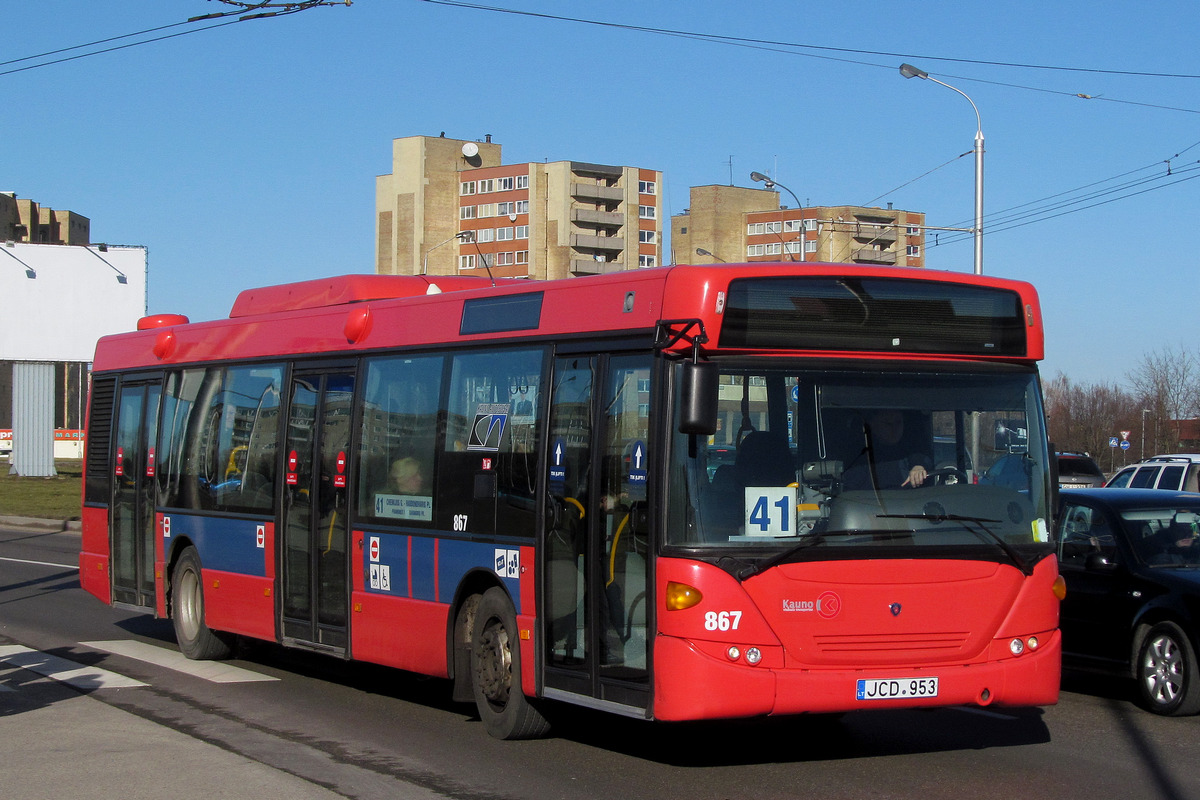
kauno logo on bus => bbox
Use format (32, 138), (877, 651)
(782, 591), (842, 619)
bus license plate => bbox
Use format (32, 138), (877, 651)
(856, 677), (939, 701)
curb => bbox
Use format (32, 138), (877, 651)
(0, 516), (81, 533)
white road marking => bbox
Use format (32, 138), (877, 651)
(82, 640), (279, 683)
(0, 645), (147, 689)
(0, 555), (75, 569)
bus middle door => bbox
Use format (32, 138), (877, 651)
(280, 368), (355, 652)
(111, 376), (162, 609)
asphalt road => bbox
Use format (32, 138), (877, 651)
(3, 523), (1200, 800)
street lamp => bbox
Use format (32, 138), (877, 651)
(422, 231), (471, 275)
(899, 62), (984, 275)
(750, 171), (805, 262)
(695, 247), (726, 263)
(1142, 408), (1151, 460)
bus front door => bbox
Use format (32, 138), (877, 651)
(280, 369), (355, 652)
(110, 378), (161, 609)
(543, 354), (651, 713)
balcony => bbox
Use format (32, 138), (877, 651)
(570, 233), (624, 252)
(853, 224), (897, 244)
(571, 208), (624, 229)
(571, 183), (624, 203)
(852, 248), (896, 265)
(571, 258), (626, 276)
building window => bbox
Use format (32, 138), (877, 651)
(804, 219), (818, 232)
(459, 254), (476, 270)
(477, 203), (496, 218)
(907, 225), (921, 235)
(496, 251), (515, 266)
(496, 227), (514, 241)
(747, 222), (765, 235)
(460, 206), (477, 220)
(478, 228), (495, 243)
(805, 240), (818, 254)
(639, 180), (656, 195)
(639, 230), (657, 244)
(460, 181), (476, 196)
(497, 201), (515, 217)
(516, 250), (529, 264)
(498, 176), (514, 191)
(907, 245), (921, 257)
(639, 205), (656, 219)
(784, 241), (803, 254)
(478, 178), (495, 193)
(747, 244), (765, 257)
(765, 221), (782, 234)
(516, 175), (529, 189)
(516, 225), (529, 239)
(765, 242), (782, 255)
(515, 200), (528, 214)
(639, 255), (657, 267)
(784, 219), (803, 232)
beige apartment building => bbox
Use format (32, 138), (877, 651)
(0, 192), (89, 245)
(376, 135), (662, 281)
(672, 185), (925, 268)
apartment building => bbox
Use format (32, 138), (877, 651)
(671, 184), (925, 268)
(376, 135), (662, 281)
(0, 192), (90, 245)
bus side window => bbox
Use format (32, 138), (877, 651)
(357, 354), (444, 525)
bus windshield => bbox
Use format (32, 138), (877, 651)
(667, 363), (1053, 563)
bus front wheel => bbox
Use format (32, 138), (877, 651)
(171, 547), (233, 661)
(470, 587), (550, 739)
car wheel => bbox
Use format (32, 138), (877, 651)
(171, 547), (234, 660)
(1136, 622), (1200, 716)
(470, 587), (551, 739)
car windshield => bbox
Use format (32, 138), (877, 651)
(666, 363), (1054, 566)
(1122, 506), (1200, 567)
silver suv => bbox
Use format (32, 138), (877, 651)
(1105, 454), (1200, 492)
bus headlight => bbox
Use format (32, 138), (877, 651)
(745, 647), (763, 665)
(1009, 638), (1025, 656)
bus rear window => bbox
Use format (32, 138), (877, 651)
(718, 277), (1026, 356)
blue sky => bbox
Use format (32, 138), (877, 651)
(6, 1), (1197, 385)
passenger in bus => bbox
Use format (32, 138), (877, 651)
(387, 457), (426, 495)
(842, 410), (931, 490)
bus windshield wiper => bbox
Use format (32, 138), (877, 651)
(736, 530), (904, 581)
(878, 513), (1033, 576)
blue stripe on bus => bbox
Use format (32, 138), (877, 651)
(162, 514), (268, 577)
(362, 532), (521, 611)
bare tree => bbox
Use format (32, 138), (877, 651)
(1126, 345), (1200, 453)
(1044, 372), (1141, 469)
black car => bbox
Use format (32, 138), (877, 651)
(1057, 488), (1200, 715)
(1056, 451), (1106, 489)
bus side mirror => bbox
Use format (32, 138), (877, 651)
(678, 361), (718, 435)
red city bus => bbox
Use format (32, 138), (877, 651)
(80, 264), (1062, 739)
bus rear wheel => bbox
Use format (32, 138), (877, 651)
(470, 587), (550, 739)
(171, 547), (234, 660)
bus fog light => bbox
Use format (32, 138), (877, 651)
(745, 647), (762, 665)
(1009, 638), (1025, 655)
(1027, 636), (1039, 650)
(726, 646), (741, 661)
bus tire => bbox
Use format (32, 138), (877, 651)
(470, 587), (551, 739)
(171, 547), (234, 661)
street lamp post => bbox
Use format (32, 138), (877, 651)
(1142, 408), (1151, 460)
(422, 231), (471, 275)
(695, 247), (726, 263)
(750, 171), (805, 262)
(899, 63), (984, 276)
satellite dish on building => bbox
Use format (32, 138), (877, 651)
(462, 142), (479, 158)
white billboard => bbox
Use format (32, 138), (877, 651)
(0, 242), (146, 361)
